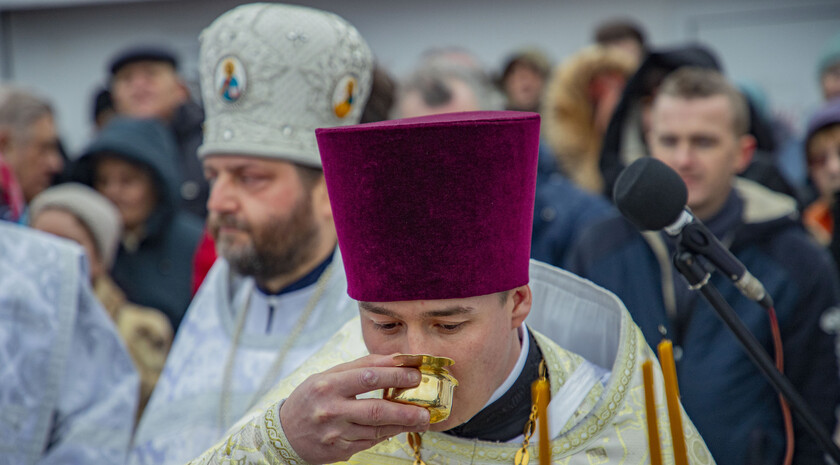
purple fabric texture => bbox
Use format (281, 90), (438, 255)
(316, 111), (540, 302)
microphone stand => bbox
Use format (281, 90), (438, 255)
(672, 247), (840, 463)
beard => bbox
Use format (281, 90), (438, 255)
(209, 193), (321, 283)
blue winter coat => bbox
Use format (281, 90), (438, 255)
(531, 143), (614, 267)
(567, 179), (840, 465)
(72, 117), (203, 331)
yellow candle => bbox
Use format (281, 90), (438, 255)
(658, 340), (688, 465)
(532, 378), (551, 465)
(642, 360), (662, 465)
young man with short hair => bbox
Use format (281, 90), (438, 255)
(568, 67), (840, 465)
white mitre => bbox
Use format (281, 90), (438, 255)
(198, 2), (374, 167)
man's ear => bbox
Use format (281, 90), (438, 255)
(509, 285), (532, 329)
(312, 175), (333, 222)
(735, 134), (756, 174)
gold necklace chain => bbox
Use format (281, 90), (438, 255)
(408, 360), (548, 465)
(219, 263), (334, 429)
(408, 431), (425, 465)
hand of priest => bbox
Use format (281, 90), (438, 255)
(279, 354), (432, 464)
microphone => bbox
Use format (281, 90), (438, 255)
(613, 157), (773, 308)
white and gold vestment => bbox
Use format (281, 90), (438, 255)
(188, 261), (715, 465)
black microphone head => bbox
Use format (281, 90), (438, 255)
(613, 157), (688, 231)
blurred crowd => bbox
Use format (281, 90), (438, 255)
(2, 6), (840, 465)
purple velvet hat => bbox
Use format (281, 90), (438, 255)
(316, 111), (540, 302)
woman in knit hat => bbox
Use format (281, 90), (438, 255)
(29, 182), (173, 423)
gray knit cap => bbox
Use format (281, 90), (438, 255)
(28, 183), (122, 269)
(197, 3), (374, 166)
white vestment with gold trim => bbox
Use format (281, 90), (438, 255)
(188, 261), (716, 465)
(131, 250), (356, 465)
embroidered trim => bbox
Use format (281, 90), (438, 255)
(264, 402), (307, 464)
(544, 326), (636, 456)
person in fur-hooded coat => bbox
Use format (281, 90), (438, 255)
(541, 45), (635, 194)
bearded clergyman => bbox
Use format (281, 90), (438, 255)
(128, 4), (373, 464)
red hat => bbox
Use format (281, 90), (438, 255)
(316, 111), (540, 302)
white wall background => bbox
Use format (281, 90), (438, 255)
(0, 0), (838, 154)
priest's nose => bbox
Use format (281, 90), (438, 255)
(403, 327), (432, 356)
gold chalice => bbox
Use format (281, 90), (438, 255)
(384, 354), (459, 423)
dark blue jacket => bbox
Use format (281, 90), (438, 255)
(567, 179), (840, 465)
(531, 143), (613, 267)
(170, 100), (209, 219)
(73, 117), (203, 330)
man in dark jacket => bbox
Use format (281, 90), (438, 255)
(598, 44), (795, 203)
(72, 117), (203, 330)
(108, 46), (208, 219)
(568, 67), (840, 465)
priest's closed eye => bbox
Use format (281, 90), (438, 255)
(437, 322), (466, 333)
(373, 321), (400, 332)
